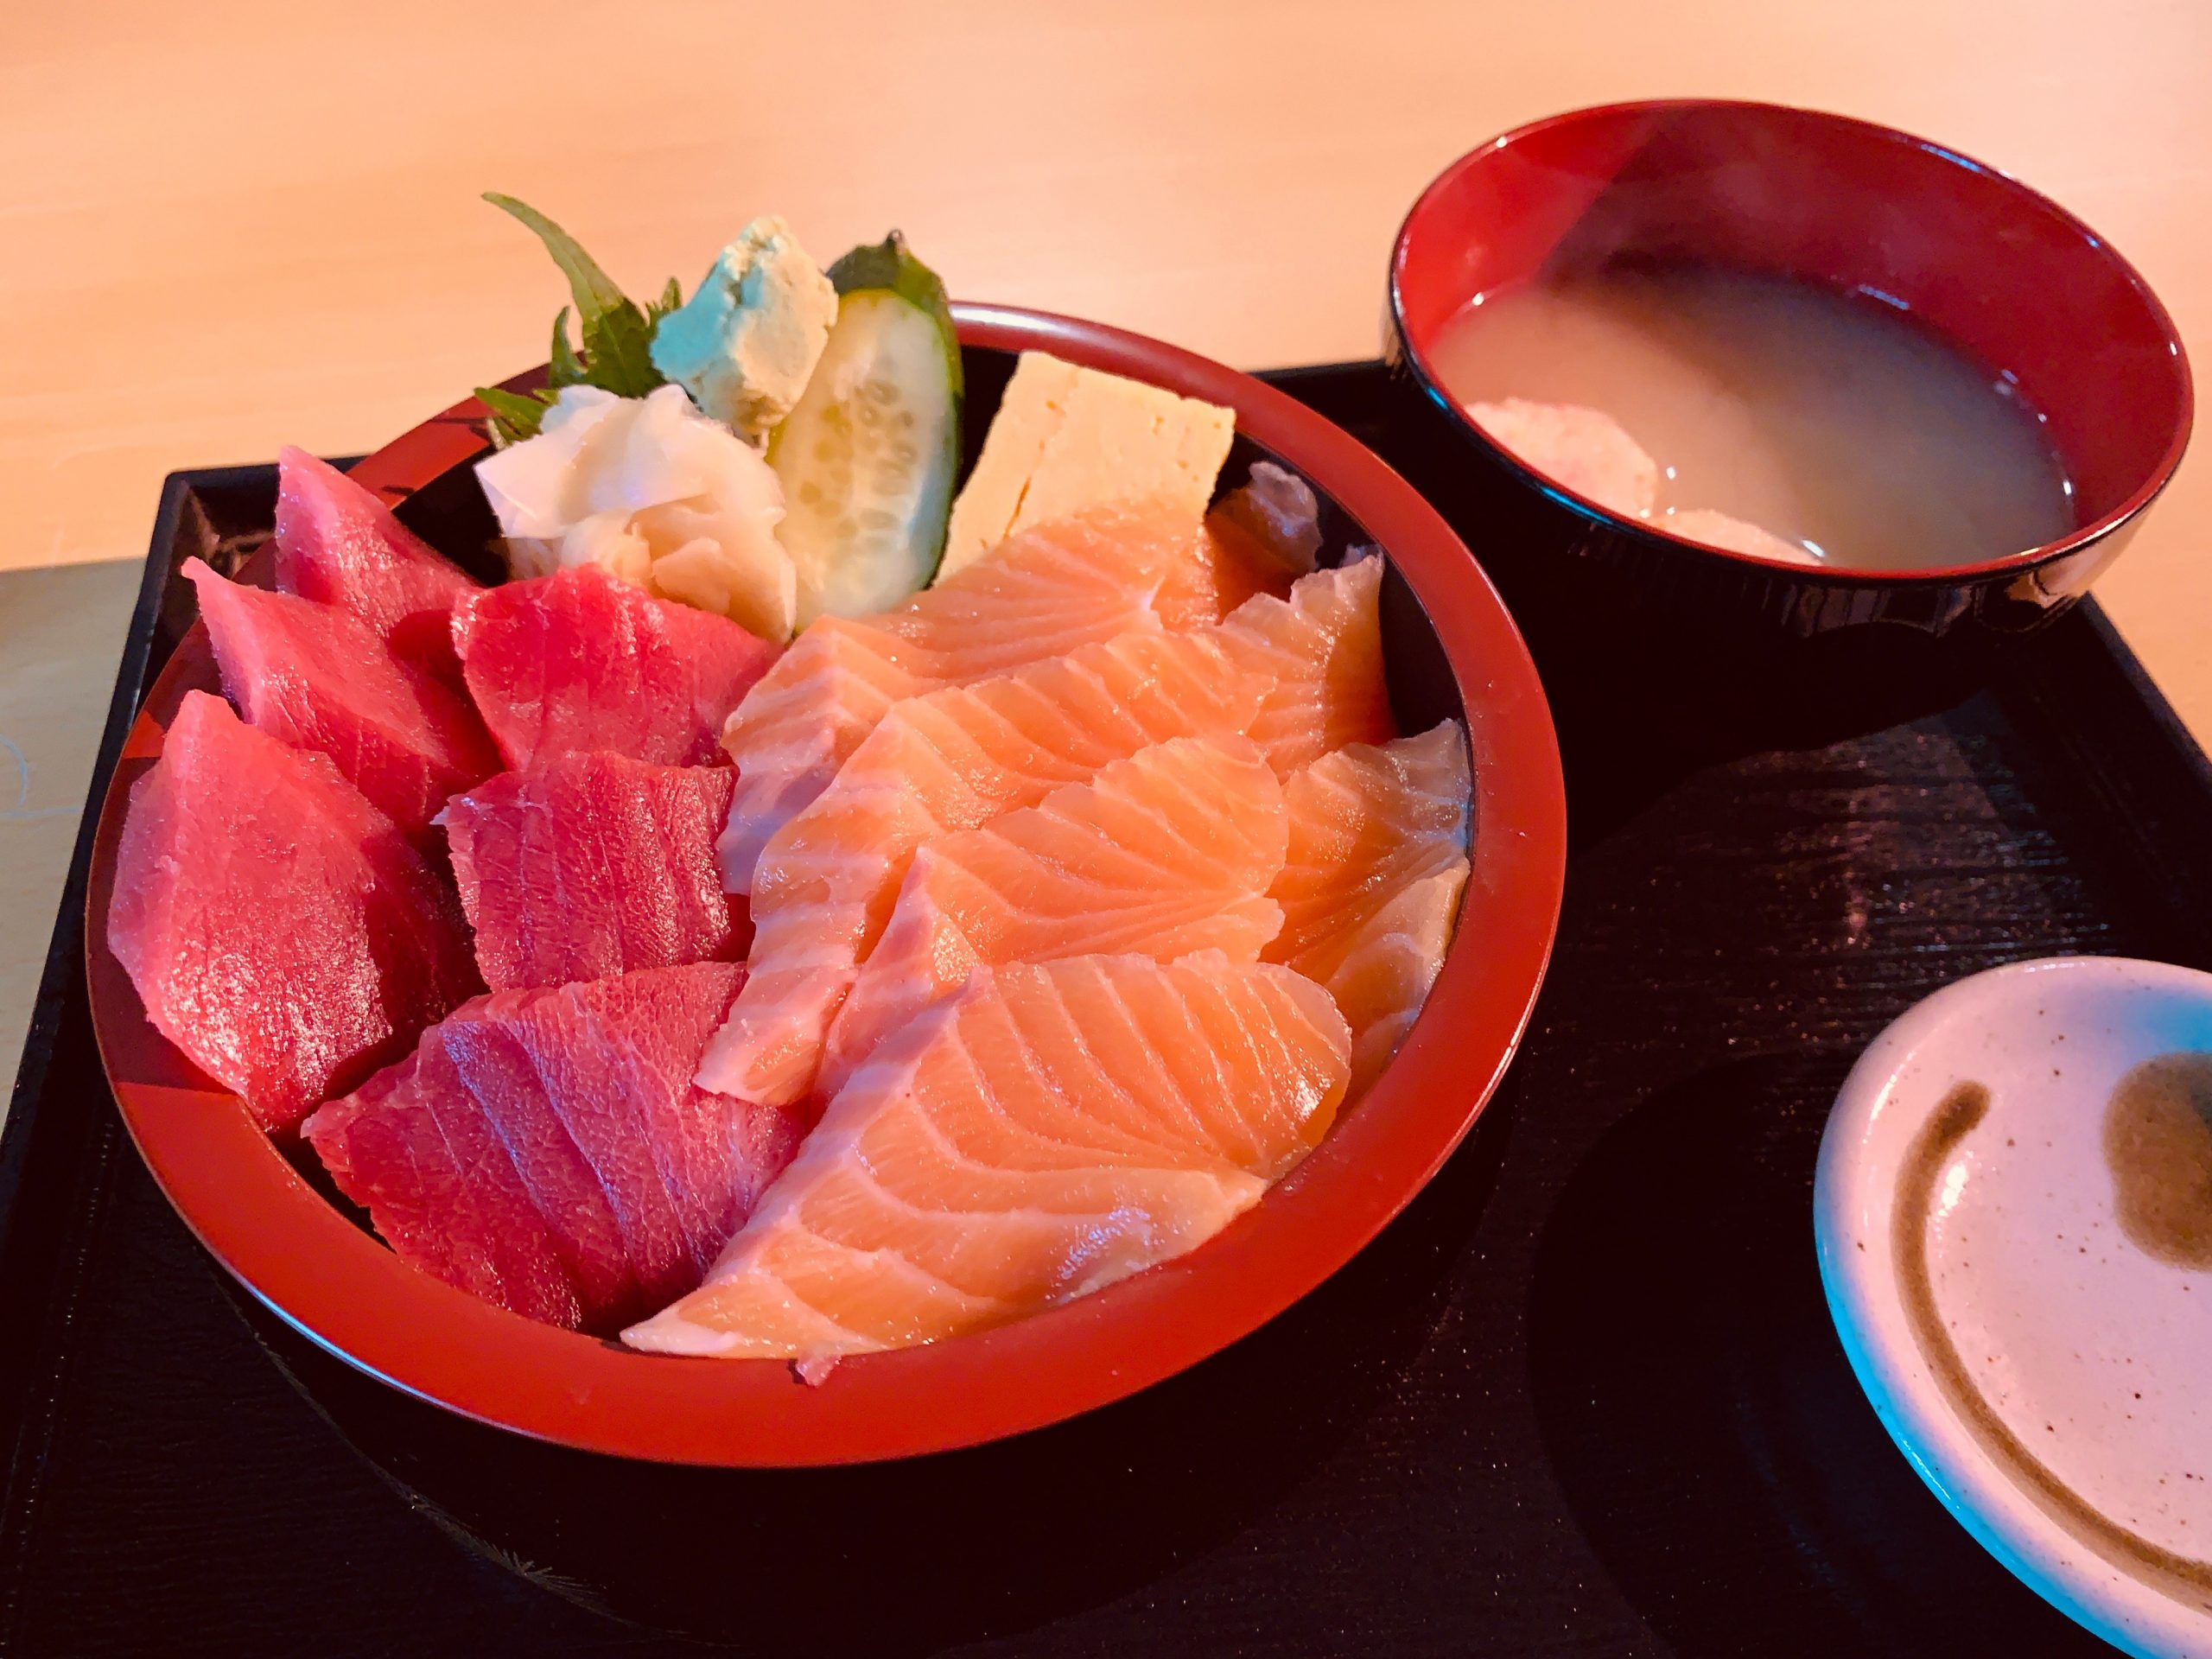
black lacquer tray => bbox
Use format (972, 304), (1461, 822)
(6, 363), (2209, 1657)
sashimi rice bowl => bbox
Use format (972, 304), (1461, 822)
(86, 198), (1565, 1463)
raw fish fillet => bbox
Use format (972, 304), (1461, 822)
(715, 505), (1202, 893)
(441, 753), (744, 993)
(695, 625), (1273, 1107)
(1209, 461), (1324, 579)
(187, 558), (498, 843)
(272, 447), (480, 687)
(696, 561), (1394, 1109)
(626, 953), (1350, 1359)
(1153, 513), (1295, 630)
(816, 736), (1287, 1096)
(453, 564), (779, 770)
(1265, 723), (1471, 1092)
(1318, 868), (1470, 1094)
(1224, 555), (1395, 773)
(303, 963), (802, 1333)
(106, 691), (480, 1132)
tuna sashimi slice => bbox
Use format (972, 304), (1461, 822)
(441, 753), (744, 993)
(312, 1045), (581, 1326)
(304, 963), (803, 1334)
(815, 737), (1287, 1097)
(273, 448), (480, 688)
(453, 565), (779, 771)
(106, 691), (480, 1132)
(1222, 556), (1395, 773)
(696, 623), (1274, 1108)
(186, 558), (498, 843)
(626, 953), (1351, 1361)
(715, 504), (1205, 893)
(1265, 722), (1472, 1093)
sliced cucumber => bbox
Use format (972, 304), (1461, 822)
(767, 233), (961, 626)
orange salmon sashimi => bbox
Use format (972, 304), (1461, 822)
(1223, 553), (1395, 773)
(693, 626), (1274, 1106)
(1319, 866), (1470, 1094)
(1265, 721), (1472, 1092)
(814, 736), (1288, 1099)
(1152, 510), (1298, 630)
(626, 953), (1351, 1361)
(715, 505), (1205, 892)
(692, 559), (1388, 1111)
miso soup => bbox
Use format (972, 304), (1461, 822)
(1427, 260), (2076, 569)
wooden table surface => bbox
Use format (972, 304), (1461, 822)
(3, 0), (2209, 1090)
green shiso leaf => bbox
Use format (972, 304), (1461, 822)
(484, 192), (679, 406)
(474, 384), (558, 448)
(485, 193), (628, 317)
(547, 306), (587, 389)
(577, 301), (661, 398)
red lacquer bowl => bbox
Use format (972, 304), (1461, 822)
(84, 304), (1567, 1467)
(1387, 99), (2194, 640)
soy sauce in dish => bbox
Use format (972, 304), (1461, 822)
(1427, 258), (2077, 571)
(2102, 1051), (2212, 1269)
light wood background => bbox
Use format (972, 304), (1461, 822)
(3, 0), (2209, 1090)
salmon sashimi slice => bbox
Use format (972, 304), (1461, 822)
(696, 563), (1395, 1112)
(715, 504), (1204, 893)
(1210, 461), (1324, 580)
(1265, 722), (1472, 1092)
(1222, 555), (1395, 773)
(953, 465), (1302, 632)
(1152, 512), (1297, 630)
(1319, 865), (1471, 1094)
(814, 736), (1288, 1097)
(304, 963), (804, 1333)
(693, 625), (1274, 1107)
(626, 953), (1351, 1360)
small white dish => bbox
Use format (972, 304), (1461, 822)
(1817, 956), (2212, 1659)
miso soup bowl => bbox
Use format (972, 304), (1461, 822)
(1385, 99), (2193, 648)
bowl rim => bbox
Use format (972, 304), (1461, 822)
(85, 302), (1569, 1467)
(1388, 96), (2197, 588)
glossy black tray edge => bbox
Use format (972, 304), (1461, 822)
(0, 465), (356, 1599)
(7, 364), (2212, 1632)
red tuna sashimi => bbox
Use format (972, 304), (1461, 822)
(106, 691), (480, 1132)
(441, 753), (746, 993)
(453, 566), (780, 770)
(272, 448), (479, 687)
(186, 558), (498, 843)
(302, 963), (803, 1332)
